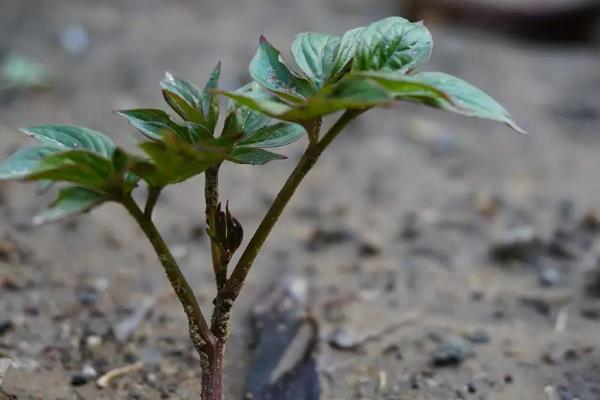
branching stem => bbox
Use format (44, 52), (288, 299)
(144, 186), (161, 218)
(222, 109), (362, 301)
(205, 164), (227, 289)
(121, 194), (216, 358)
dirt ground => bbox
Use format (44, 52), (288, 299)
(1, 0), (600, 399)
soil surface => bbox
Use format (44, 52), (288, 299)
(1, 0), (600, 399)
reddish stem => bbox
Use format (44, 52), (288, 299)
(201, 340), (225, 400)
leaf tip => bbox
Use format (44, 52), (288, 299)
(259, 35), (268, 44)
(32, 214), (47, 226)
(164, 71), (175, 80)
(18, 127), (33, 136)
(511, 123), (528, 135)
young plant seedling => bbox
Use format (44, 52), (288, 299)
(0, 16), (524, 400)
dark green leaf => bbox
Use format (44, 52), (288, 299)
(27, 150), (115, 188)
(219, 89), (292, 120)
(249, 36), (314, 102)
(410, 72), (526, 133)
(330, 26), (365, 81)
(225, 82), (272, 136)
(186, 122), (214, 143)
(0, 145), (58, 180)
(136, 137), (225, 185)
(112, 148), (129, 174)
(19, 125), (114, 157)
(227, 147), (286, 165)
(291, 33), (341, 89)
(220, 76), (391, 121)
(238, 122), (304, 148)
(161, 73), (205, 124)
(353, 70), (451, 101)
(201, 62), (221, 133)
(33, 186), (107, 225)
(115, 109), (187, 141)
(353, 17), (432, 73)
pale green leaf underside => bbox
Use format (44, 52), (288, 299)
(356, 70), (524, 132)
(250, 36), (314, 102)
(19, 125), (114, 157)
(411, 72), (526, 133)
(33, 186), (107, 225)
(0, 145), (58, 180)
(330, 26), (365, 82)
(238, 122), (304, 148)
(291, 32), (341, 89)
(353, 16), (432, 73)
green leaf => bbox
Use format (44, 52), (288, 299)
(19, 125), (114, 157)
(249, 36), (315, 102)
(330, 26), (365, 81)
(161, 74), (206, 124)
(225, 82), (273, 136)
(201, 62), (221, 133)
(220, 76), (391, 121)
(219, 89), (292, 120)
(353, 17), (432, 73)
(33, 186), (107, 225)
(111, 148), (129, 174)
(238, 122), (304, 148)
(115, 109), (187, 142)
(186, 122), (214, 143)
(410, 72), (526, 133)
(27, 150), (115, 188)
(0, 145), (58, 180)
(136, 137), (226, 185)
(291, 33), (341, 89)
(227, 147), (286, 165)
(353, 70), (451, 101)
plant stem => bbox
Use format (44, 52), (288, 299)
(222, 109), (361, 301)
(201, 339), (225, 400)
(144, 186), (161, 218)
(205, 165), (227, 290)
(120, 195), (219, 383)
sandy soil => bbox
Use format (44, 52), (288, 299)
(1, 0), (599, 399)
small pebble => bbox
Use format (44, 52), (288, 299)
(580, 308), (600, 320)
(466, 382), (477, 394)
(85, 335), (102, 348)
(81, 364), (97, 379)
(490, 226), (542, 262)
(539, 267), (563, 288)
(0, 320), (13, 336)
(70, 374), (90, 386)
(464, 329), (490, 345)
(432, 336), (474, 367)
(305, 220), (355, 251)
(327, 327), (360, 351)
(78, 290), (99, 306)
(130, 384), (146, 399)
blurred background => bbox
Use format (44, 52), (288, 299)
(1, 0), (599, 399)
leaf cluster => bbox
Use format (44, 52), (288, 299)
(0, 16), (524, 224)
